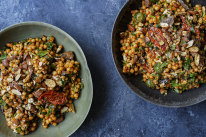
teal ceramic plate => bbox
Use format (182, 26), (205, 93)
(0, 22), (93, 137)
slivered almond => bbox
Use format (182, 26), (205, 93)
(15, 74), (21, 81)
(189, 47), (199, 52)
(61, 107), (68, 113)
(186, 40), (194, 48)
(7, 77), (13, 82)
(11, 89), (21, 96)
(195, 54), (200, 66)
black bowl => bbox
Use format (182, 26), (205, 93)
(112, 0), (206, 107)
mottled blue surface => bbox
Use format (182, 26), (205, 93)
(0, 0), (206, 137)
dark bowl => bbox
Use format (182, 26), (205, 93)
(112, 0), (206, 107)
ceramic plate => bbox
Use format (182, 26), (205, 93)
(0, 22), (93, 137)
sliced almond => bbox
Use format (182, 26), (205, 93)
(1, 90), (6, 95)
(45, 79), (56, 88)
(195, 54), (200, 66)
(16, 69), (21, 74)
(61, 107), (68, 113)
(160, 22), (169, 28)
(39, 62), (43, 66)
(181, 52), (187, 56)
(186, 40), (194, 48)
(56, 47), (62, 53)
(15, 74), (21, 81)
(159, 40), (164, 46)
(7, 77), (13, 82)
(189, 46), (199, 52)
(11, 89), (21, 96)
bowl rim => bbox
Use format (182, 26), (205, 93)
(111, 0), (206, 108)
(0, 21), (93, 136)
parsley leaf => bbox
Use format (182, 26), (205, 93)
(37, 51), (48, 57)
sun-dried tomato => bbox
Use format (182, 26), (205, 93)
(148, 27), (169, 51)
(38, 91), (67, 105)
(181, 16), (193, 31)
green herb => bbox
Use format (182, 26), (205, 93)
(162, 62), (168, 67)
(180, 40), (186, 46)
(171, 79), (181, 88)
(157, 14), (167, 24)
(0, 53), (7, 60)
(12, 68), (14, 71)
(134, 12), (145, 22)
(51, 64), (56, 69)
(73, 85), (77, 92)
(135, 48), (138, 52)
(189, 73), (197, 77)
(150, 0), (159, 3)
(47, 36), (52, 40)
(19, 39), (27, 43)
(146, 79), (155, 88)
(131, 32), (135, 36)
(16, 127), (22, 133)
(156, 24), (161, 28)
(174, 89), (180, 93)
(13, 42), (17, 45)
(30, 52), (37, 57)
(46, 105), (55, 116)
(122, 60), (127, 66)
(147, 42), (153, 47)
(14, 113), (17, 117)
(37, 51), (48, 57)
(183, 57), (191, 70)
(170, 45), (176, 50)
(190, 77), (195, 82)
(172, 58), (178, 63)
(154, 63), (162, 73)
(191, 25), (196, 33)
(6, 93), (9, 97)
(80, 83), (84, 89)
(154, 62), (168, 73)
(45, 42), (54, 50)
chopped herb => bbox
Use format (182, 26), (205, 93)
(150, 0), (159, 3)
(46, 105), (54, 116)
(135, 48), (138, 52)
(16, 127), (22, 133)
(45, 42), (54, 50)
(147, 42), (153, 47)
(37, 51), (48, 57)
(134, 12), (145, 22)
(131, 32), (135, 36)
(79, 83), (84, 89)
(156, 24), (161, 28)
(154, 62), (168, 73)
(6, 93), (9, 97)
(51, 64), (56, 69)
(172, 58), (178, 63)
(191, 25), (196, 33)
(171, 80), (181, 88)
(146, 79), (155, 88)
(170, 45), (176, 50)
(0, 53), (7, 60)
(183, 57), (191, 70)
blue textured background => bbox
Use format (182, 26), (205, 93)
(0, 0), (206, 137)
